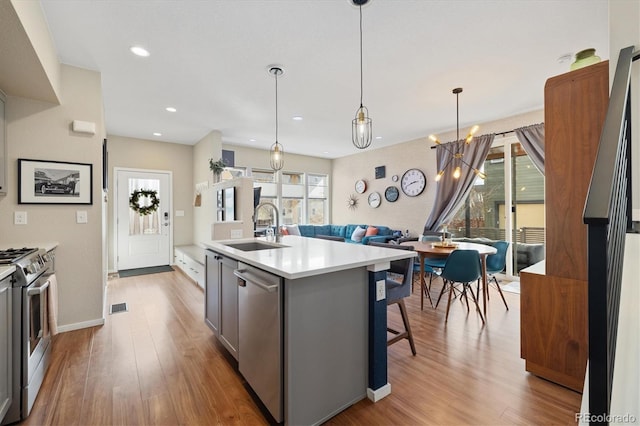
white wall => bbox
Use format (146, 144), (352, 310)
(0, 64), (105, 330)
(193, 131), (222, 244)
(332, 109), (543, 235)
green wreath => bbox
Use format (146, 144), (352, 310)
(129, 189), (160, 216)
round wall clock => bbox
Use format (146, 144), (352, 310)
(385, 186), (399, 202)
(401, 168), (426, 197)
(355, 179), (367, 194)
(391, 175), (399, 182)
(368, 191), (381, 208)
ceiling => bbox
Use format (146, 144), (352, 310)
(39, 0), (609, 159)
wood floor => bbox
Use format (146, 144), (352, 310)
(21, 270), (581, 426)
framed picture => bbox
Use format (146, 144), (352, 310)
(375, 165), (386, 179)
(18, 158), (93, 204)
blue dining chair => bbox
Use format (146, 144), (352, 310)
(435, 249), (485, 324)
(369, 242), (417, 355)
(484, 241), (510, 310)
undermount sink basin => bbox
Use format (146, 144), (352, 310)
(223, 241), (287, 251)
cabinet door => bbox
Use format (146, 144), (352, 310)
(0, 277), (12, 421)
(219, 256), (239, 360)
(205, 252), (220, 334)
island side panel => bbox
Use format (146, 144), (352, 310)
(284, 267), (368, 426)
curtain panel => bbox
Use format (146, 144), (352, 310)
(514, 123), (545, 174)
(424, 134), (495, 232)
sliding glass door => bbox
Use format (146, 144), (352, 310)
(446, 135), (544, 278)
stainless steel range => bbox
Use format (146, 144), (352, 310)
(1, 248), (53, 425)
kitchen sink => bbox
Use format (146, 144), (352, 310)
(223, 241), (287, 251)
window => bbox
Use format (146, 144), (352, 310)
(252, 169), (329, 226)
(307, 174), (328, 224)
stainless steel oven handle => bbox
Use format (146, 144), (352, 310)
(233, 269), (279, 292)
(26, 280), (50, 296)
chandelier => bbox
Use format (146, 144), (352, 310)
(351, 0), (372, 149)
(429, 87), (485, 181)
(269, 66), (284, 171)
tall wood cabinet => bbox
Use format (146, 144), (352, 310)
(520, 61), (609, 392)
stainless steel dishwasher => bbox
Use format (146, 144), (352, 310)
(234, 262), (283, 423)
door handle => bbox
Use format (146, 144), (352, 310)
(27, 280), (50, 296)
(233, 269), (279, 292)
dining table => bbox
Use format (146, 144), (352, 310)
(400, 240), (497, 313)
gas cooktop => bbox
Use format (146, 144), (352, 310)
(0, 247), (38, 264)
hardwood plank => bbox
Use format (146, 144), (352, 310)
(23, 271), (581, 426)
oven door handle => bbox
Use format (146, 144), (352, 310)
(26, 280), (50, 296)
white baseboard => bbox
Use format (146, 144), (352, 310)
(56, 317), (105, 333)
(366, 383), (391, 402)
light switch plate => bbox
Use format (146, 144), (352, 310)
(376, 279), (386, 301)
(14, 211), (27, 225)
(76, 210), (88, 224)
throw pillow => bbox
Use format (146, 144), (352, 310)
(365, 226), (378, 236)
(287, 224), (301, 236)
(351, 226), (367, 242)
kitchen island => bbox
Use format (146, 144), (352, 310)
(203, 235), (415, 425)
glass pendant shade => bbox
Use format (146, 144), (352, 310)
(270, 141), (284, 171)
(352, 106), (372, 149)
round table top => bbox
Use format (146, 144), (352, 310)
(399, 240), (497, 257)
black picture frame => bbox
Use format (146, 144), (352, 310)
(102, 138), (108, 191)
(375, 165), (386, 179)
(18, 158), (93, 205)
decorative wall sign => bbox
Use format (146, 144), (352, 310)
(375, 165), (386, 179)
(18, 158), (93, 204)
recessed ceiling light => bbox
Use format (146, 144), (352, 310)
(375, 136), (382, 140)
(292, 116), (303, 121)
(165, 107), (177, 112)
(130, 46), (150, 57)
(153, 132), (162, 136)
(249, 138), (256, 142)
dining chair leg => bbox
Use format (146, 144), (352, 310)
(435, 279), (448, 308)
(461, 284), (470, 312)
(491, 275), (509, 310)
(467, 282), (485, 324)
(422, 277), (434, 308)
(444, 281), (454, 322)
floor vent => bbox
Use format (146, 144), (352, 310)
(110, 302), (128, 314)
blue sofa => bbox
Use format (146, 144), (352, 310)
(295, 224), (396, 245)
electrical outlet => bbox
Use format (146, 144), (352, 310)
(76, 210), (88, 224)
(14, 211), (27, 225)
(230, 229), (243, 239)
(376, 279), (385, 301)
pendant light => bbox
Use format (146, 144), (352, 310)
(351, 0), (372, 149)
(430, 88), (485, 182)
(269, 66), (284, 171)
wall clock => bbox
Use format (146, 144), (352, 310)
(355, 179), (367, 194)
(401, 168), (426, 197)
(368, 191), (381, 208)
(391, 174), (399, 182)
(347, 194), (359, 210)
(385, 186), (399, 202)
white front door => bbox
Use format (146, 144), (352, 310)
(116, 168), (172, 270)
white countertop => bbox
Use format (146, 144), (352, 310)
(203, 235), (416, 280)
(0, 265), (16, 281)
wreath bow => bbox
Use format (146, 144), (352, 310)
(129, 189), (160, 216)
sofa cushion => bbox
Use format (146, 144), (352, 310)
(314, 225), (331, 236)
(296, 225), (314, 237)
(350, 226), (367, 242)
(329, 225), (346, 238)
(345, 224), (367, 239)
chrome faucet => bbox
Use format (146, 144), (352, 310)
(254, 202), (281, 242)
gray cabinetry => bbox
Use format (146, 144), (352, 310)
(0, 275), (12, 422)
(204, 250), (239, 360)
